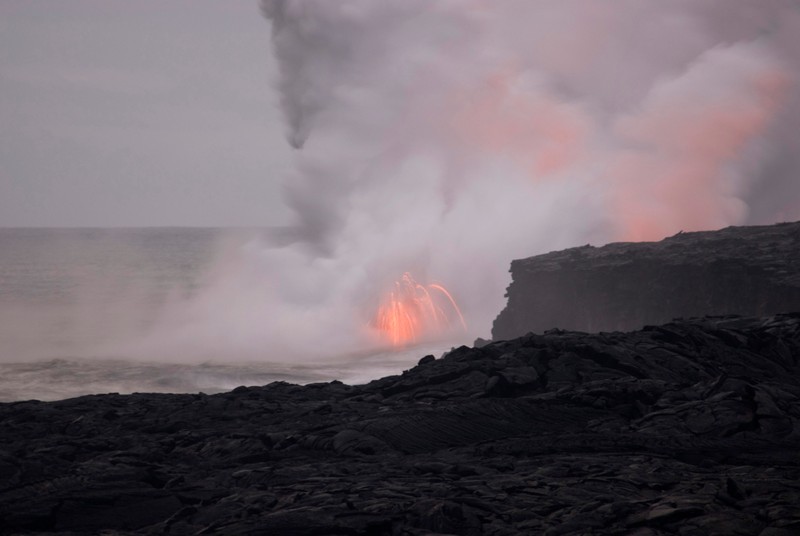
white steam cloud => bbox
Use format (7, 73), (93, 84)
(129, 0), (800, 362)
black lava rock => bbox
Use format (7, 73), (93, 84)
(1, 314), (800, 534)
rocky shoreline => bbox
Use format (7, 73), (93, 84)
(2, 314), (799, 534)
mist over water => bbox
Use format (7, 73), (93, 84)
(0, 228), (215, 360)
(0, 228), (449, 401)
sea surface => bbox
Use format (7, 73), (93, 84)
(0, 228), (448, 402)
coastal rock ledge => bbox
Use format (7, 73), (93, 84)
(2, 314), (800, 534)
(493, 221), (800, 340)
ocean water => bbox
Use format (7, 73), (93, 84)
(0, 228), (448, 402)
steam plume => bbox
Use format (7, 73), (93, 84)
(130, 1), (800, 361)
(253, 1), (797, 338)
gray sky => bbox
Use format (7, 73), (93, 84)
(0, 0), (292, 227)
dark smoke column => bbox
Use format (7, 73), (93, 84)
(261, 0), (363, 149)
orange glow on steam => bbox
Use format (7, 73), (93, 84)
(374, 272), (467, 347)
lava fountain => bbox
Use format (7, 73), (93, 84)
(374, 272), (467, 347)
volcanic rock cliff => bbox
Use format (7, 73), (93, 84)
(492, 221), (800, 340)
(2, 314), (800, 534)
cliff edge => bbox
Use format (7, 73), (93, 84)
(493, 221), (800, 340)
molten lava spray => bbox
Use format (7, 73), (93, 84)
(375, 273), (467, 347)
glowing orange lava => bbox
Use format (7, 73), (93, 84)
(374, 272), (467, 347)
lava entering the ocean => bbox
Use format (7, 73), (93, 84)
(374, 272), (467, 347)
